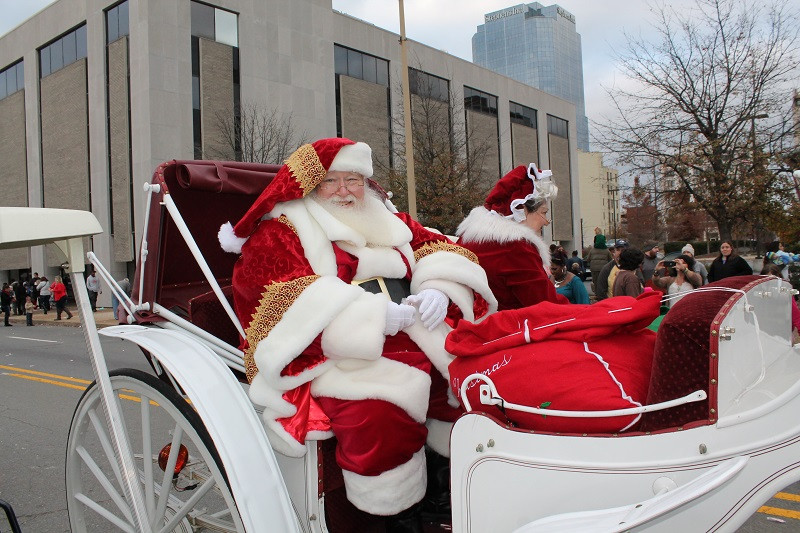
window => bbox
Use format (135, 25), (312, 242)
(409, 68), (449, 102)
(510, 102), (537, 127)
(106, 1), (130, 44)
(39, 26), (87, 78)
(191, 1), (238, 45)
(0, 61), (24, 101)
(547, 114), (568, 138)
(463, 86), (497, 116)
(333, 44), (389, 87)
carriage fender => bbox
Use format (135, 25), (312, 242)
(100, 325), (300, 533)
(513, 455), (748, 533)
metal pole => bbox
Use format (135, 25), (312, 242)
(398, 0), (417, 218)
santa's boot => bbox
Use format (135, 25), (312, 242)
(422, 448), (451, 523)
(386, 502), (423, 533)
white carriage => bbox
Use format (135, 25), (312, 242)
(1, 159), (798, 532)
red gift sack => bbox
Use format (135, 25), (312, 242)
(447, 292), (661, 433)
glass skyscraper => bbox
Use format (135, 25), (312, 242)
(473, 3), (590, 151)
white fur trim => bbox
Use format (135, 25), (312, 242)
(457, 206), (551, 269)
(328, 142), (373, 179)
(218, 221), (247, 254)
(425, 420), (453, 458)
(404, 318), (454, 387)
(341, 447), (426, 515)
(338, 243), (409, 280)
(321, 291), (387, 360)
(311, 357), (431, 424)
(272, 200), (338, 275)
(417, 279), (476, 322)
(411, 249), (498, 318)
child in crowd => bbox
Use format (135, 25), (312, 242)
(25, 296), (35, 326)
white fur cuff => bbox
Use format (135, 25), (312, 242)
(218, 221), (248, 254)
(321, 292), (387, 360)
(341, 447), (426, 515)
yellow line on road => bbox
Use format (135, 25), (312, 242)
(0, 364), (91, 384)
(775, 492), (800, 502)
(2, 368), (159, 405)
(758, 506), (800, 520)
(6, 373), (87, 391)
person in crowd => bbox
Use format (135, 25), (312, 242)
(51, 275), (73, 320)
(457, 162), (565, 311)
(613, 248), (645, 297)
(36, 277), (51, 314)
(640, 243), (661, 282)
(763, 240), (796, 280)
(12, 279), (25, 315)
(681, 243), (708, 285)
(30, 272), (40, 309)
(1, 283), (13, 326)
(219, 137), (496, 530)
(24, 296), (34, 326)
(761, 263), (800, 344)
(550, 255), (590, 304)
(112, 277), (132, 321)
(595, 239), (629, 302)
(566, 250), (586, 281)
(707, 241), (753, 282)
(652, 254), (703, 307)
(86, 269), (101, 312)
(586, 233), (613, 295)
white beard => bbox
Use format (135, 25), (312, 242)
(311, 189), (402, 247)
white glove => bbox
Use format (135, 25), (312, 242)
(384, 301), (416, 336)
(405, 288), (449, 330)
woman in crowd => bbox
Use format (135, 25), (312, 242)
(550, 255), (590, 304)
(612, 247), (645, 298)
(51, 275), (73, 320)
(707, 241), (753, 282)
(457, 163), (565, 310)
(652, 254), (702, 307)
(36, 276), (51, 314)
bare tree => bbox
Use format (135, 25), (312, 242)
(595, 0), (800, 241)
(379, 68), (493, 234)
(212, 102), (309, 164)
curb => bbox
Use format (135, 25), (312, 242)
(3, 308), (120, 329)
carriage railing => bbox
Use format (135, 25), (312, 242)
(88, 182), (246, 373)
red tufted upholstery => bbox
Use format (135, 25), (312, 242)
(639, 275), (762, 432)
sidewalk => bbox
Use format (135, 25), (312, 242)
(4, 307), (121, 328)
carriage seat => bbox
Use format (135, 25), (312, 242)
(639, 275), (760, 433)
(187, 285), (241, 350)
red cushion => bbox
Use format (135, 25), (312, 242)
(447, 293), (661, 434)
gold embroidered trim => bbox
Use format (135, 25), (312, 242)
(244, 275), (320, 382)
(414, 241), (479, 265)
(286, 143), (326, 195)
(277, 214), (298, 236)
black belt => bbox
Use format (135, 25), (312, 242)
(351, 277), (411, 304)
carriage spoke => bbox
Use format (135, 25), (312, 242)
(156, 476), (218, 533)
(140, 392), (156, 517)
(74, 492), (136, 533)
(76, 445), (134, 524)
(151, 424), (184, 530)
(87, 407), (125, 489)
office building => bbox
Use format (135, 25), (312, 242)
(473, 2), (590, 151)
(0, 0), (580, 298)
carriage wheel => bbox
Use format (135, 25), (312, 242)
(66, 369), (244, 532)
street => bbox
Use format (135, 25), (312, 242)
(1, 322), (799, 532)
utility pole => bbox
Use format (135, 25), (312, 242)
(398, 0), (417, 218)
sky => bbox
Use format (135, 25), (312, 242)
(0, 0), (699, 146)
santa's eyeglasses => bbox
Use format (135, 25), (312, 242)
(318, 175), (365, 192)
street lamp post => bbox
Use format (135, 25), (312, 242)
(398, 0), (417, 218)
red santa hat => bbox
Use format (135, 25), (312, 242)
(218, 138), (373, 253)
(484, 163), (557, 222)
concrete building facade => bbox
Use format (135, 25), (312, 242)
(577, 151), (619, 249)
(473, 2), (590, 152)
(0, 0), (581, 302)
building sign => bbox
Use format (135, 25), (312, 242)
(485, 6), (524, 23)
(557, 7), (575, 24)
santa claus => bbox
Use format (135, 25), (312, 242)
(219, 137), (496, 529)
(456, 163), (566, 310)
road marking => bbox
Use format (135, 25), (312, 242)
(5, 372), (87, 391)
(0, 364), (91, 384)
(7, 336), (60, 343)
(775, 492), (800, 502)
(758, 506), (800, 520)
